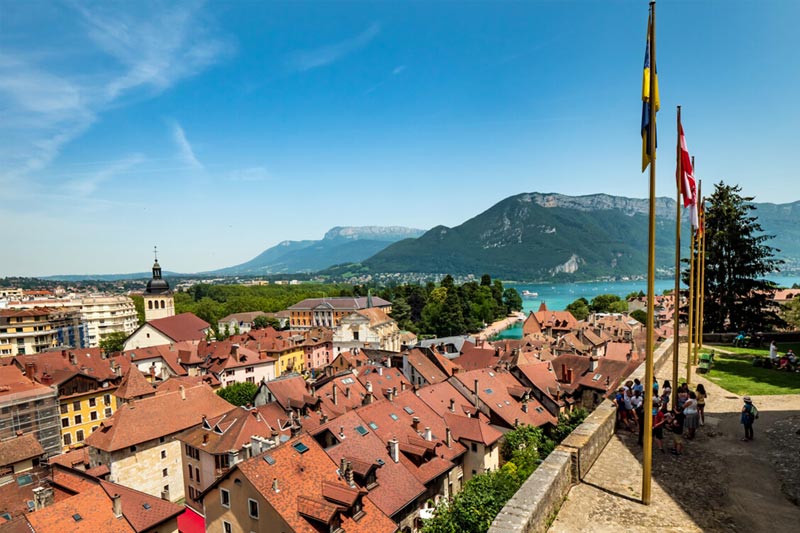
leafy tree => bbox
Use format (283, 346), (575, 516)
(782, 295), (800, 330)
(502, 288), (523, 313)
(252, 315), (271, 329)
(130, 295), (145, 325)
(625, 290), (645, 300)
(480, 274), (492, 287)
(608, 300), (628, 313)
(216, 381), (258, 406)
(701, 182), (783, 332)
(589, 294), (622, 313)
(566, 298), (590, 321)
(630, 309), (648, 324)
(99, 331), (127, 354)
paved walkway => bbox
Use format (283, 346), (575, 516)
(475, 312), (525, 340)
(549, 345), (800, 533)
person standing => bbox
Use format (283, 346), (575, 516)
(741, 396), (758, 441)
(769, 341), (778, 363)
(683, 392), (699, 439)
(696, 384), (707, 425)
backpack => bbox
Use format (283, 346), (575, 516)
(751, 404), (759, 419)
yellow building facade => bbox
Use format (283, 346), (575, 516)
(57, 376), (120, 451)
(0, 308), (57, 357)
(272, 346), (305, 377)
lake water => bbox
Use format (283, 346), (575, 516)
(493, 274), (800, 340)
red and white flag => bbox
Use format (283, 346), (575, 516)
(678, 122), (698, 229)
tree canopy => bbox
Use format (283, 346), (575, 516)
(216, 381), (258, 406)
(700, 182), (783, 332)
(99, 331), (127, 354)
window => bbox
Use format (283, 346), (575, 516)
(245, 366), (254, 373)
(76, 430), (84, 442)
(161, 450), (167, 459)
(246, 376), (255, 383)
(89, 398), (96, 407)
(63, 433), (72, 446)
(90, 411), (98, 421)
(160, 436), (166, 444)
(223, 521), (232, 533)
(196, 467), (200, 484)
(60, 404), (68, 414)
(220, 488), (230, 508)
(471, 442), (478, 452)
(74, 415), (82, 425)
(72, 401), (81, 411)
(148, 301), (153, 309)
(162, 468), (168, 477)
(185, 444), (199, 460)
(160, 300), (166, 309)
(248, 498), (259, 519)
(188, 466), (193, 480)
(104, 394), (111, 406)
(104, 408), (113, 418)
(62, 418), (69, 428)
(130, 445), (137, 452)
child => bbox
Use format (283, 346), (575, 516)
(667, 411), (684, 455)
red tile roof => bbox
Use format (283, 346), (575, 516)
(97, 479), (183, 532)
(288, 297), (391, 311)
(178, 406), (277, 454)
(0, 365), (54, 402)
(236, 435), (395, 533)
(356, 365), (411, 395)
(310, 410), (426, 517)
(86, 384), (232, 452)
(27, 484), (133, 533)
(146, 312), (210, 342)
(113, 365), (155, 400)
(405, 349), (448, 385)
(14, 348), (116, 385)
(416, 381), (487, 421)
(0, 433), (44, 467)
(443, 412), (503, 446)
(453, 343), (501, 372)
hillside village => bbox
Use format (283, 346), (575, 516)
(0, 260), (679, 533)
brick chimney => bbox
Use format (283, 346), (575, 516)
(24, 362), (36, 381)
(449, 398), (455, 412)
(445, 427), (452, 448)
(473, 379), (479, 397)
(387, 388), (394, 402)
(589, 357), (598, 372)
(411, 416), (420, 431)
(179, 385), (186, 400)
(423, 427), (432, 441)
(332, 384), (338, 405)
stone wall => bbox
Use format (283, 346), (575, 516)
(488, 338), (674, 533)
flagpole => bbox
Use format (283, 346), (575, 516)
(686, 224), (695, 384)
(672, 105), (682, 409)
(698, 195), (707, 353)
(641, 0), (657, 506)
(693, 178), (703, 364)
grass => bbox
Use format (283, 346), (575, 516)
(706, 342), (800, 357)
(701, 351), (800, 395)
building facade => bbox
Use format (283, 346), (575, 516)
(0, 308), (57, 357)
(287, 296), (392, 330)
(0, 366), (61, 457)
(79, 295), (139, 347)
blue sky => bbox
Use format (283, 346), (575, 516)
(1, 0), (797, 276)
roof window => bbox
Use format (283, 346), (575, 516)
(292, 442), (310, 454)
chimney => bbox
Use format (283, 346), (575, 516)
(423, 426), (432, 441)
(449, 398), (455, 412)
(24, 362), (36, 381)
(473, 379), (479, 397)
(345, 462), (354, 487)
(393, 386), (398, 397)
(112, 494), (122, 518)
(179, 385), (186, 400)
(231, 344), (239, 356)
(386, 356), (392, 368)
(412, 417), (420, 431)
(272, 478), (280, 493)
(202, 433), (209, 445)
(387, 388), (394, 402)
(522, 402), (528, 413)
(514, 418), (519, 427)
(345, 387), (350, 399)
(445, 427), (452, 448)
(339, 425), (345, 438)
(332, 384), (338, 405)
(561, 364), (567, 382)
(32, 487), (54, 511)
(321, 412), (329, 424)
(401, 381), (407, 392)
(567, 368), (574, 383)
(365, 380), (373, 393)
(69, 352), (77, 365)
(340, 457), (347, 475)
(388, 438), (399, 463)
(589, 357), (597, 372)
(377, 367), (383, 376)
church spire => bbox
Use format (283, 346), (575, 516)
(152, 245), (162, 279)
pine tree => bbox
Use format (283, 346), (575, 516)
(702, 182), (783, 332)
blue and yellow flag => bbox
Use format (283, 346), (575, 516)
(641, 12), (659, 172)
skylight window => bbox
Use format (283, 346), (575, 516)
(403, 406), (414, 415)
(355, 425), (369, 436)
(485, 388), (494, 394)
(376, 458), (385, 466)
(592, 373), (602, 381)
(341, 377), (355, 385)
(488, 371), (495, 377)
(72, 514), (82, 522)
(504, 400), (510, 405)
(389, 413), (399, 420)
(368, 422), (379, 430)
(143, 503), (151, 510)
(535, 407), (544, 413)
(264, 455), (276, 465)
(292, 442), (309, 454)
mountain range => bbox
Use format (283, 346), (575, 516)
(342, 193), (800, 281)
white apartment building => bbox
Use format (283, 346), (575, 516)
(79, 296), (139, 347)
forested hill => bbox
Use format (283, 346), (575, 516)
(358, 193), (798, 281)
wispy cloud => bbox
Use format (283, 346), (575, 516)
(61, 154), (146, 197)
(171, 121), (203, 169)
(392, 65), (406, 75)
(288, 23), (380, 72)
(0, 2), (231, 189)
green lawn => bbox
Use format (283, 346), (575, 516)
(706, 342), (800, 357)
(701, 352), (800, 395)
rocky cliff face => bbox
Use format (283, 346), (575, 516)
(526, 192), (675, 219)
(323, 226), (425, 241)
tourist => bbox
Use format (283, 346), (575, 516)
(683, 392), (699, 439)
(696, 384), (707, 425)
(633, 378), (644, 395)
(652, 399), (665, 453)
(676, 383), (689, 411)
(661, 379), (672, 406)
(653, 377), (659, 397)
(623, 389), (636, 433)
(787, 349), (798, 371)
(613, 388), (626, 430)
(741, 396), (758, 441)
(769, 341), (778, 363)
(666, 411), (684, 455)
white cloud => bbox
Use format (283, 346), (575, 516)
(171, 122), (203, 169)
(392, 65), (406, 75)
(288, 23), (380, 72)
(0, 2), (231, 189)
(61, 154), (146, 197)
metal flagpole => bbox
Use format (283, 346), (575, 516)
(698, 196), (707, 353)
(642, 0), (657, 506)
(686, 224), (695, 384)
(672, 106), (682, 409)
(693, 180), (703, 365)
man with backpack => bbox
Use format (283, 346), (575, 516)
(741, 396), (758, 441)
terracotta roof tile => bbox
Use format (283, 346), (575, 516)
(113, 365), (155, 400)
(27, 484), (133, 533)
(85, 384), (232, 451)
(288, 297), (391, 311)
(97, 479), (183, 531)
(443, 412), (503, 446)
(405, 349), (448, 385)
(178, 406), (276, 454)
(0, 434), (44, 467)
(146, 312), (210, 342)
